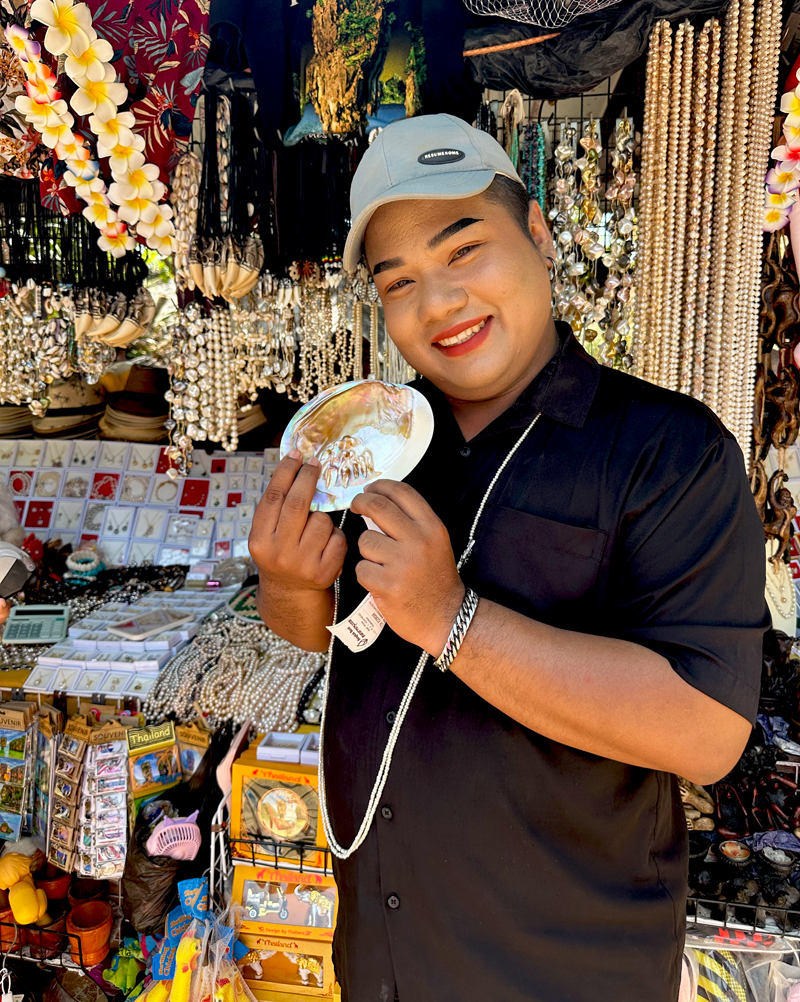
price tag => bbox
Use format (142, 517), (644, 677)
(328, 593), (386, 652)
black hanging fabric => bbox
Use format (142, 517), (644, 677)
(464, 0), (731, 99)
(0, 177), (147, 290)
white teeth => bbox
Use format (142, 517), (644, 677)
(438, 318), (487, 347)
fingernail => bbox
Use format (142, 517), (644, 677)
(288, 449), (301, 459)
(307, 457), (321, 468)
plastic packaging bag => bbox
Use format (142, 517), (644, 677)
(122, 805), (182, 935)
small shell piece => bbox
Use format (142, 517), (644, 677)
(281, 379), (434, 511)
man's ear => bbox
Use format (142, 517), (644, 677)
(528, 200), (556, 266)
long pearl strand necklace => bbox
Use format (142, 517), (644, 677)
(143, 614), (324, 730)
(318, 413), (542, 860)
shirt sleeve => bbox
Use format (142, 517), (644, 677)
(607, 432), (769, 723)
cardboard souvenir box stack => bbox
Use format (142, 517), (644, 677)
(232, 735), (339, 999)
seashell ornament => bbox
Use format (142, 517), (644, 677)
(281, 379), (434, 511)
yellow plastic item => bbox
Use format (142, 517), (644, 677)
(139, 981), (171, 1002)
(0, 853), (32, 891)
(8, 877), (47, 925)
(171, 936), (201, 1002)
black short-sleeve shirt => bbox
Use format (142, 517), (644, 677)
(323, 322), (768, 1002)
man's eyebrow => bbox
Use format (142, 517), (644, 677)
(372, 256), (404, 277)
(428, 217), (483, 250)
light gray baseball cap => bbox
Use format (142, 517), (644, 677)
(343, 113), (522, 272)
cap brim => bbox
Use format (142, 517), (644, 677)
(343, 169), (499, 273)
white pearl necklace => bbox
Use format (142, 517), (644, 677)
(318, 413), (542, 860)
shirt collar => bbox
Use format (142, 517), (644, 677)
(414, 320), (601, 436)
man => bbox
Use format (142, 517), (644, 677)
(250, 114), (768, 1002)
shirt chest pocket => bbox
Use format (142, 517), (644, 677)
(466, 505), (607, 626)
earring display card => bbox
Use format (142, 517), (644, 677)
(0, 442), (17, 467)
(62, 470), (90, 498)
(101, 507), (134, 537)
(119, 474), (151, 504)
(33, 470), (62, 498)
(191, 451), (212, 477)
(165, 514), (197, 543)
(151, 475), (180, 506)
(98, 442), (128, 470)
(70, 442), (98, 468)
(25, 501), (54, 529)
(16, 441), (43, 466)
(132, 508), (166, 541)
(83, 502), (108, 534)
(128, 541), (159, 565)
(54, 501), (84, 531)
(179, 479), (210, 508)
(43, 440), (71, 468)
(90, 472), (120, 501)
(8, 470), (34, 497)
(127, 444), (159, 472)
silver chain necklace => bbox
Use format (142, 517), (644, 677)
(318, 412), (542, 860)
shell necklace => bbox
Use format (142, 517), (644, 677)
(318, 412), (542, 859)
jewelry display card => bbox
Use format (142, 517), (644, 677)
(26, 668), (56, 692)
(220, 509), (236, 525)
(165, 514), (197, 543)
(237, 502), (256, 521)
(16, 441), (43, 466)
(159, 546), (190, 566)
(70, 442), (98, 468)
(227, 457), (245, 475)
(210, 458), (226, 473)
(53, 667), (80, 691)
(127, 444), (158, 472)
(245, 474), (263, 493)
(179, 478), (210, 508)
(8, 470), (34, 497)
(54, 532), (77, 551)
(0, 441), (17, 467)
(210, 473), (227, 492)
(226, 492), (242, 508)
(128, 676), (155, 698)
(25, 501), (54, 529)
(228, 475), (244, 492)
(73, 670), (108, 695)
(54, 501), (84, 531)
(232, 539), (250, 558)
(132, 508), (166, 541)
(246, 456), (263, 474)
(62, 470), (90, 498)
(83, 502), (108, 534)
(190, 451), (212, 477)
(97, 442), (129, 470)
(234, 521), (250, 540)
(155, 448), (179, 476)
(100, 538), (127, 566)
(214, 540), (231, 559)
(33, 470), (62, 498)
(190, 539), (210, 558)
(128, 541), (158, 565)
(208, 490), (226, 509)
(12, 499), (24, 521)
(103, 671), (133, 697)
(150, 475), (180, 506)
(216, 521), (234, 545)
(101, 507), (134, 538)
(42, 441), (71, 468)
(119, 474), (151, 504)
(90, 471), (120, 501)
(195, 519), (214, 538)
(245, 491), (262, 506)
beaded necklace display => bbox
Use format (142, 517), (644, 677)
(318, 412), (542, 859)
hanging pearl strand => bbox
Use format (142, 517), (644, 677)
(724, 0), (754, 444)
(649, 24), (673, 385)
(705, 0), (740, 414)
(679, 23), (708, 395)
(669, 22), (694, 392)
(693, 20), (721, 401)
(634, 20), (665, 381)
(740, 0), (782, 463)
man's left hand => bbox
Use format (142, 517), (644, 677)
(351, 480), (466, 657)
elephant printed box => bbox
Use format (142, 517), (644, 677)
(232, 864), (337, 942)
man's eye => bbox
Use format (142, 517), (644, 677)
(387, 279), (411, 292)
(452, 245), (477, 260)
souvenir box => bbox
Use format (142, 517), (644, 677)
(237, 933), (334, 998)
(232, 865), (337, 942)
(127, 721), (180, 797)
(231, 761), (327, 869)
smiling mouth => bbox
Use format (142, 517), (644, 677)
(436, 318), (488, 348)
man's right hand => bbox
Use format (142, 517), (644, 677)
(249, 449), (347, 599)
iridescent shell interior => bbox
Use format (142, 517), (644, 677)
(281, 379), (434, 511)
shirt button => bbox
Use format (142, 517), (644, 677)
(386, 710), (396, 724)
(387, 894), (400, 910)
(381, 805), (393, 820)
(460, 446), (471, 457)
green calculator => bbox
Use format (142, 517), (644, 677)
(2, 605), (69, 644)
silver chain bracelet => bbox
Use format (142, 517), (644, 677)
(434, 588), (479, 672)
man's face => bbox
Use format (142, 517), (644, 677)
(364, 191), (555, 402)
